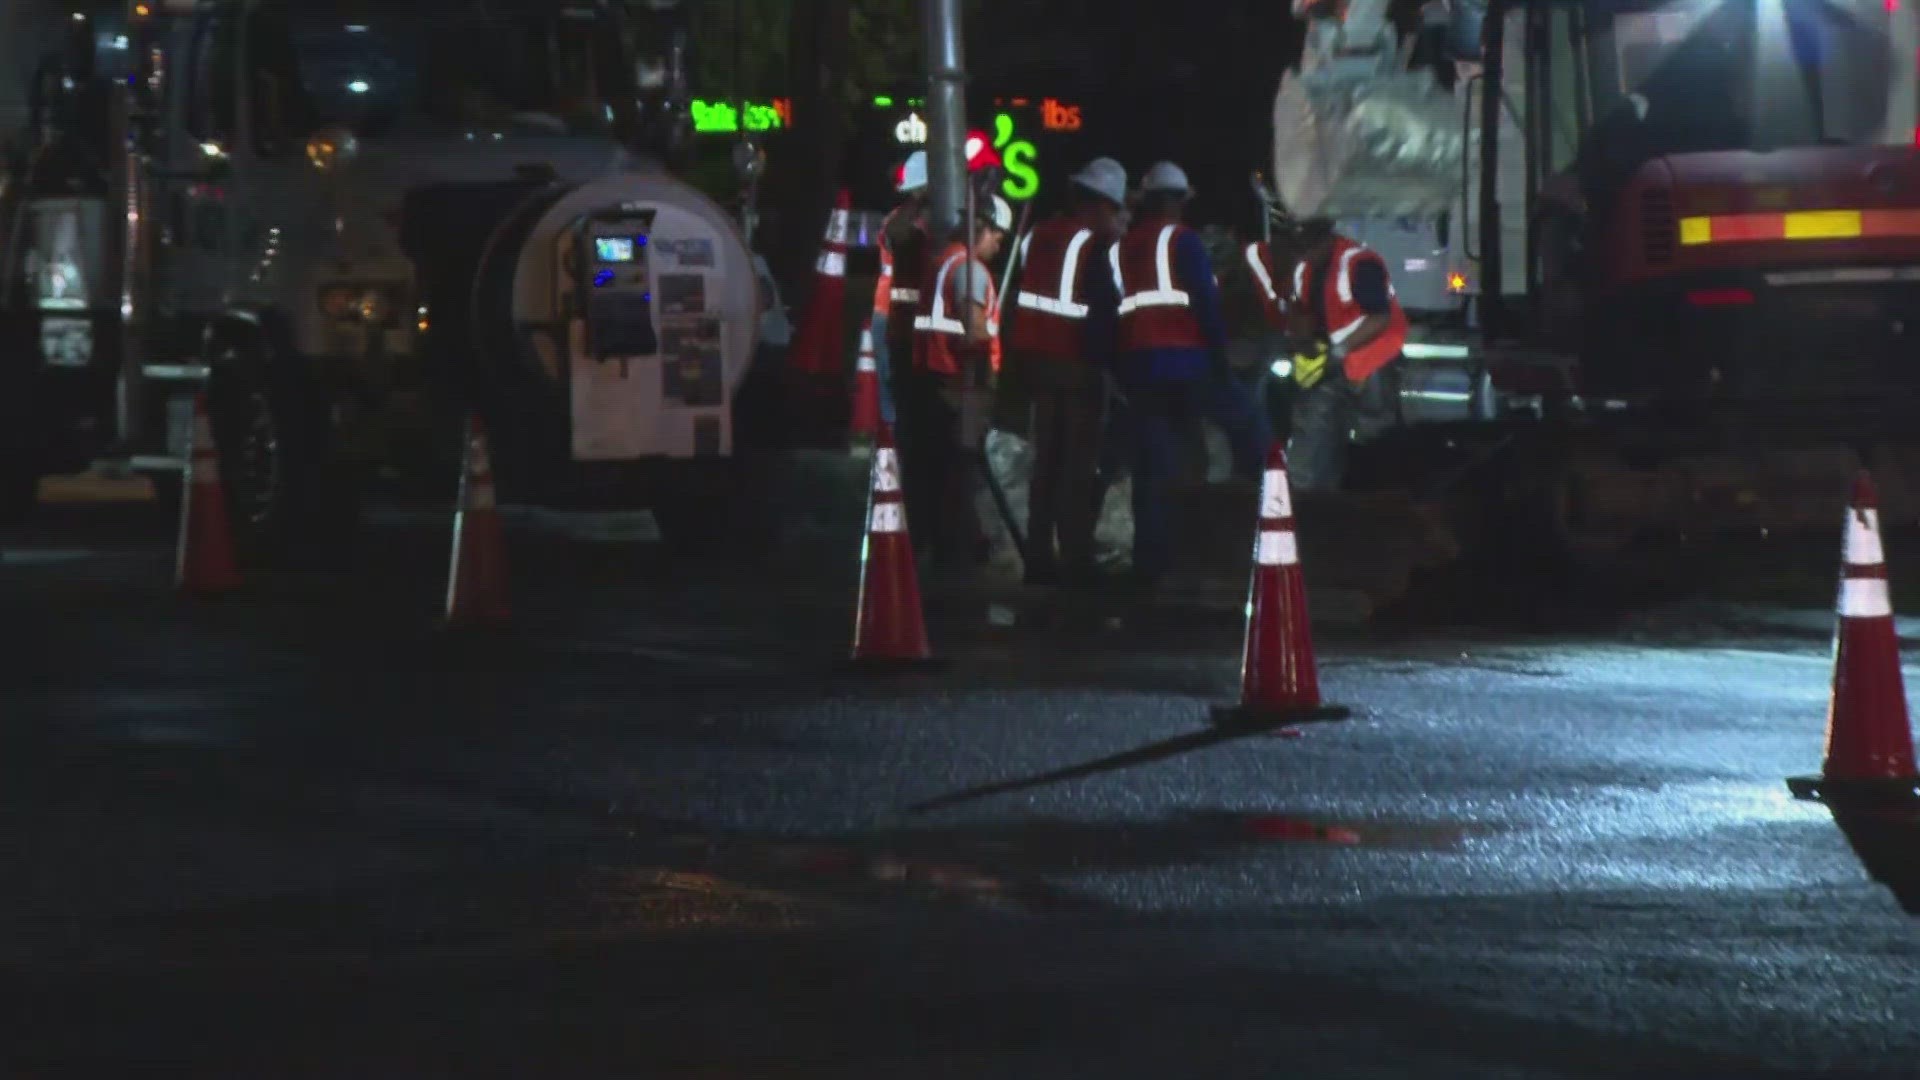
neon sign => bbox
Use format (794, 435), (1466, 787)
(992, 113), (1039, 202)
(1040, 98), (1081, 132)
(691, 98), (791, 135)
(880, 102), (1072, 202)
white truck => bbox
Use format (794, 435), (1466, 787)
(1, 0), (760, 562)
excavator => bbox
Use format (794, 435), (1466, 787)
(1256, 0), (1920, 613)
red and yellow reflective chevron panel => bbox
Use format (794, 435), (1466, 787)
(1677, 209), (1920, 246)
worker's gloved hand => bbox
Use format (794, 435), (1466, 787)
(1293, 341), (1330, 389)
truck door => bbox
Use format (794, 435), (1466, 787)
(155, 8), (240, 315)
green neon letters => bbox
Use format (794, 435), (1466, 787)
(690, 98), (790, 135)
(991, 112), (1040, 202)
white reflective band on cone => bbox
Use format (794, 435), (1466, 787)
(1257, 529), (1299, 567)
(872, 448), (901, 493)
(870, 500), (905, 534)
(1840, 576), (1893, 619)
(857, 353), (877, 372)
(1260, 469), (1292, 520)
(817, 250), (846, 277)
(1846, 509), (1886, 567)
(891, 288), (921, 303)
(826, 210), (850, 244)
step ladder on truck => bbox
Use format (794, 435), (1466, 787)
(1252, 0), (1920, 614)
(0, 0), (762, 558)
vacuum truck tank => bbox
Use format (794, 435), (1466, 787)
(1, 0), (759, 555)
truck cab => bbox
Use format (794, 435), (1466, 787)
(3, 0), (755, 560)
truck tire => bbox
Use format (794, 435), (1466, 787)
(206, 337), (355, 569)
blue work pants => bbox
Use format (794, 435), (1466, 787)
(1123, 370), (1272, 581)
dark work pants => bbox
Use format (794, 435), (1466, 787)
(901, 370), (986, 567)
(1021, 354), (1107, 584)
(1124, 370), (1271, 583)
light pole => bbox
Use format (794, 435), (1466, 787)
(921, 0), (968, 241)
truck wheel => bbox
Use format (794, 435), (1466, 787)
(207, 340), (354, 569)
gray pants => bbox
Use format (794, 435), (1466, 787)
(1287, 379), (1357, 494)
(1288, 367), (1403, 493)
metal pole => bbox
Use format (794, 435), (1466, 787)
(1478, 0), (1506, 336)
(922, 0), (968, 242)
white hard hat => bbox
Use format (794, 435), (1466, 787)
(1070, 157), (1128, 205)
(897, 150), (928, 193)
(984, 194), (1013, 232)
(1140, 161), (1192, 195)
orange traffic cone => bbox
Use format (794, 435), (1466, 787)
(849, 323), (882, 441)
(851, 422), (931, 663)
(1788, 471), (1920, 808)
(444, 415), (510, 629)
(788, 189), (854, 379)
(176, 391), (242, 596)
(1212, 445), (1349, 726)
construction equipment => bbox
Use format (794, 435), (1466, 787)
(1263, 0), (1920, 597)
(0, 0), (758, 559)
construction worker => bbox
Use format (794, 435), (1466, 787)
(911, 193), (1014, 571)
(870, 150), (929, 428)
(1282, 216), (1409, 493)
(1006, 157), (1128, 588)
(1111, 161), (1271, 595)
(1241, 224), (1295, 332)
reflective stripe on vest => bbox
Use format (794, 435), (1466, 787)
(1303, 238), (1408, 383)
(914, 250), (970, 336)
(1244, 242), (1278, 302)
(1328, 245), (1393, 346)
(1116, 224), (1191, 314)
(1014, 227), (1093, 319)
(915, 246), (998, 376)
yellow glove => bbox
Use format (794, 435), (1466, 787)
(1293, 343), (1329, 389)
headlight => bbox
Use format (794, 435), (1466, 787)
(317, 284), (404, 325)
(1269, 356), (1293, 379)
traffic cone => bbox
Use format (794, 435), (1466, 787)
(1788, 471), (1920, 808)
(1211, 445), (1350, 726)
(176, 391), (242, 596)
(849, 323), (882, 442)
(444, 415), (510, 629)
(788, 188), (854, 379)
(851, 422), (931, 663)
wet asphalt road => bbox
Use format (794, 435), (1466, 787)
(4, 500), (1920, 1077)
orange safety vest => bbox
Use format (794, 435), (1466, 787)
(1293, 236), (1408, 383)
(873, 205), (925, 322)
(1114, 218), (1208, 352)
(913, 241), (1000, 380)
(1242, 240), (1291, 330)
(1007, 213), (1101, 361)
